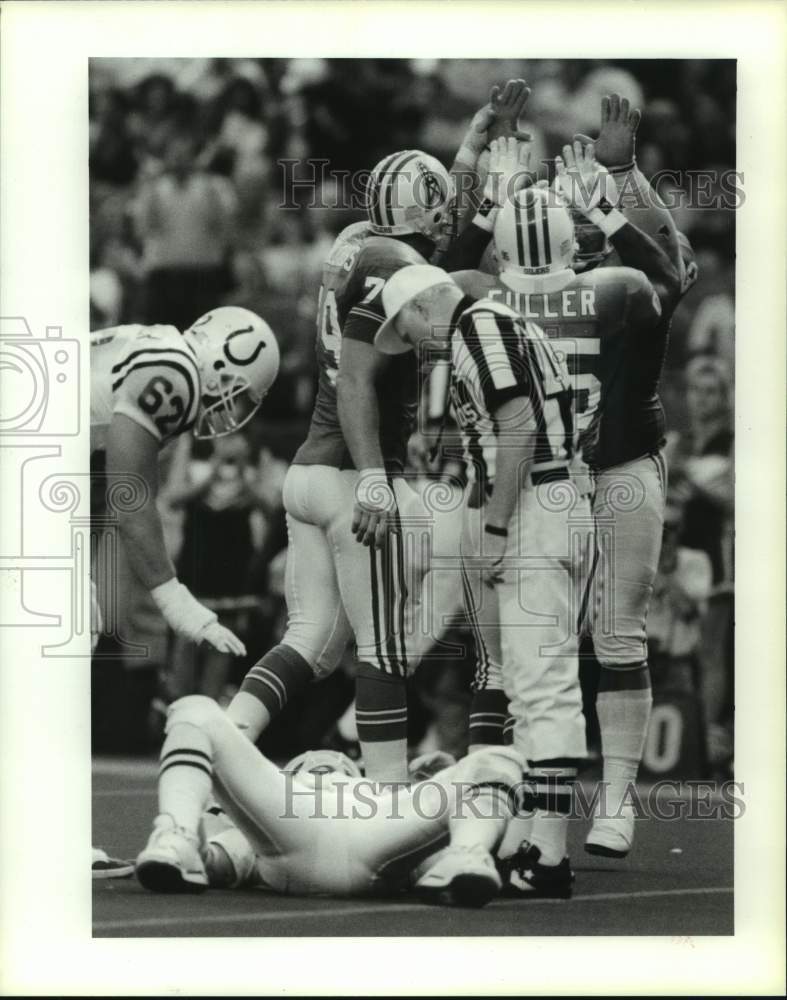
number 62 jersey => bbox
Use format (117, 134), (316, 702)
(90, 324), (201, 454)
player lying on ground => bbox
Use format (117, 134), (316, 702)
(225, 87), (532, 785)
(136, 695), (524, 907)
(91, 306), (279, 656)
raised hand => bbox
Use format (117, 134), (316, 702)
(573, 93), (641, 168)
(485, 137), (532, 206)
(487, 78), (532, 143)
(554, 140), (617, 216)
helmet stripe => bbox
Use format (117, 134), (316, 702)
(525, 190), (540, 267)
(368, 151), (400, 228)
(541, 197), (552, 267)
(381, 150), (419, 229)
(513, 195), (527, 268)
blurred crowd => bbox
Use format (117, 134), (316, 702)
(90, 58), (734, 776)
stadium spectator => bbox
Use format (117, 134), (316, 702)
(665, 355), (734, 774)
(133, 131), (237, 329)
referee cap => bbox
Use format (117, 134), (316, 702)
(375, 264), (455, 355)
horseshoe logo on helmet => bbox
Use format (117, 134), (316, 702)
(224, 326), (265, 366)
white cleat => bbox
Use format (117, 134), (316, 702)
(136, 814), (208, 893)
(585, 804), (636, 858)
(415, 844), (502, 908)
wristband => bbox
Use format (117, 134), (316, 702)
(484, 523), (508, 538)
(472, 198), (499, 233)
(587, 203), (627, 238)
(608, 158), (636, 176)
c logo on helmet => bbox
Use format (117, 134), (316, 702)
(224, 326), (265, 366)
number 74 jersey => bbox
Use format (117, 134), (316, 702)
(90, 324), (201, 453)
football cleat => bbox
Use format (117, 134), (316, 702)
(501, 841), (574, 899)
(414, 844), (502, 908)
(136, 814), (208, 893)
(92, 846), (134, 880)
(585, 803), (636, 858)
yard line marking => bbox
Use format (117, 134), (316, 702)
(93, 887), (733, 932)
(93, 788), (156, 798)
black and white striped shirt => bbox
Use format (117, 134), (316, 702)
(448, 300), (575, 490)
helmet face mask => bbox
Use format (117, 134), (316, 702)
(569, 209), (612, 272)
(185, 306), (280, 442)
(194, 372), (262, 440)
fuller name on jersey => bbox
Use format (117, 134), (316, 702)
(452, 265), (663, 470)
(293, 225), (425, 475)
(90, 324), (201, 453)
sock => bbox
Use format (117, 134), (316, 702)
(228, 644), (314, 741)
(468, 687), (508, 751)
(596, 663), (653, 806)
(158, 721), (213, 835)
(337, 698), (358, 742)
(521, 766), (577, 867)
(355, 661), (408, 782)
(503, 715), (516, 746)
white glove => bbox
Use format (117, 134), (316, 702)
(554, 140), (626, 238)
(473, 137), (531, 232)
(151, 578), (246, 656)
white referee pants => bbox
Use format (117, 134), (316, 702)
(462, 478), (593, 763)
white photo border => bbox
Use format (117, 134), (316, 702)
(0, 0), (785, 995)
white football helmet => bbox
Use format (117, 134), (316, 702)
(184, 306), (279, 440)
(367, 149), (453, 240)
(284, 749), (362, 779)
(494, 186), (577, 277)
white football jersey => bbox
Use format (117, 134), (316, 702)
(90, 324), (201, 452)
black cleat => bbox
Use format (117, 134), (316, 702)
(499, 841), (574, 899)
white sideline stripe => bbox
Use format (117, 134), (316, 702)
(93, 887), (732, 932)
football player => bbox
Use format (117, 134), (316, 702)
(135, 694), (523, 907)
(375, 263), (592, 898)
(439, 98), (685, 859)
(91, 306), (279, 656)
(226, 88), (532, 784)
(554, 103), (691, 858)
